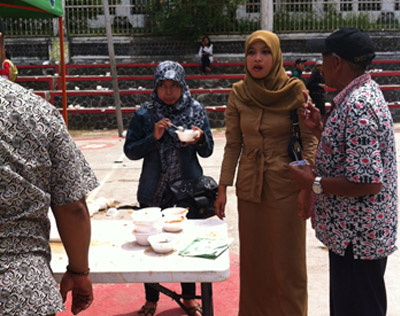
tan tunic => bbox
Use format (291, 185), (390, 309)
(220, 92), (317, 316)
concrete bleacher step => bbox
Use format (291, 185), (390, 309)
(15, 60), (400, 129)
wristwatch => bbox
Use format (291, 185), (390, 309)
(312, 176), (323, 194)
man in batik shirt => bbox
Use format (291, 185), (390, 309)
(0, 64), (99, 314)
(289, 28), (397, 316)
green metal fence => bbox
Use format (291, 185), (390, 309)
(2, 0), (399, 37)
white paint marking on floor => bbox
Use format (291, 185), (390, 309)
(88, 153), (126, 201)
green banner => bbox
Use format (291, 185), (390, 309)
(0, 0), (63, 18)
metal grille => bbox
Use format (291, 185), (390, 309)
(2, 18), (53, 37)
(2, 0), (399, 37)
(274, 0), (400, 32)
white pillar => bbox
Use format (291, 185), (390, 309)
(260, 0), (273, 31)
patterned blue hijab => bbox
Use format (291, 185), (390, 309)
(145, 60), (206, 148)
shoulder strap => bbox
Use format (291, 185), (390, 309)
(290, 109), (302, 140)
(290, 109), (299, 125)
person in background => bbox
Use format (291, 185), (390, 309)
(198, 35), (214, 74)
(0, 30), (98, 316)
(124, 60), (214, 316)
(289, 27), (397, 316)
(306, 59), (327, 117)
(292, 58), (307, 82)
(0, 51), (17, 81)
(214, 30), (317, 316)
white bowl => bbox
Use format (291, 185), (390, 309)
(162, 207), (189, 217)
(163, 215), (187, 232)
(175, 129), (200, 142)
(131, 207), (162, 226)
(106, 207), (119, 216)
(133, 227), (161, 246)
(148, 233), (177, 253)
(134, 223), (162, 233)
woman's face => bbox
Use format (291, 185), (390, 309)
(203, 37), (210, 46)
(157, 80), (182, 105)
(246, 40), (273, 79)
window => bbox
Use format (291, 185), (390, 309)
(286, 0), (312, 12)
(358, 0), (381, 11)
(246, 0), (260, 13)
(340, 0), (352, 11)
(131, 0), (146, 14)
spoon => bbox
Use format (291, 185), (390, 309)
(169, 122), (184, 131)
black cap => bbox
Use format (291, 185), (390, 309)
(311, 28), (375, 64)
(295, 58), (307, 64)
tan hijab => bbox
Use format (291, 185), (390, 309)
(232, 30), (306, 112)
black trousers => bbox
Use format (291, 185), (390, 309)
(201, 55), (211, 73)
(145, 282), (196, 302)
(329, 245), (388, 316)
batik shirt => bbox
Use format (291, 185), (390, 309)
(0, 78), (99, 315)
(314, 73), (398, 260)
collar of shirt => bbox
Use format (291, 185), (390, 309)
(332, 73), (371, 108)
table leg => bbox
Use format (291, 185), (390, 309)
(201, 283), (214, 316)
(149, 284), (187, 311)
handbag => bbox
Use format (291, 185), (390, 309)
(288, 109), (303, 161)
(169, 175), (218, 219)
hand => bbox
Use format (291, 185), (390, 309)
(301, 90), (323, 138)
(154, 118), (170, 140)
(319, 83), (327, 89)
(214, 185), (227, 219)
(297, 189), (314, 220)
(288, 163), (315, 191)
(60, 272), (93, 315)
(184, 126), (204, 146)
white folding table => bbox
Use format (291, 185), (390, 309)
(50, 217), (231, 316)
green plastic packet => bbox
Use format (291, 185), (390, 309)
(179, 237), (233, 259)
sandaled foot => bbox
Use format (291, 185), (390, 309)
(138, 303), (157, 316)
(186, 304), (202, 316)
(183, 300), (202, 316)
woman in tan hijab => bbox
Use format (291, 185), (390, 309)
(214, 30), (317, 315)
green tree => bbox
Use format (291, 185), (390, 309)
(146, 0), (246, 42)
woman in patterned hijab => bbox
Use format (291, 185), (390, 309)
(124, 60), (214, 316)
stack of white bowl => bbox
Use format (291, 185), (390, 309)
(161, 207), (189, 232)
(131, 207), (162, 246)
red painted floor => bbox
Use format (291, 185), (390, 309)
(58, 254), (240, 316)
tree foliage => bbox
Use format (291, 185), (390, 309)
(146, 0), (246, 42)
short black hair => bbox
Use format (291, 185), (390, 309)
(202, 35), (212, 45)
(295, 58), (307, 64)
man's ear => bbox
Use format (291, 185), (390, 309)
(333, 54), (343, 68)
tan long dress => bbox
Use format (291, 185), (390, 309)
(219, 92), (317, 316)
(219, 30), (317, 315)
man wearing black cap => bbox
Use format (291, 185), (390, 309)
(292, 58), (307, 82)
(289, 28), (397, 316)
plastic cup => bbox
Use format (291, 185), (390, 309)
(289, 160), (309, 169)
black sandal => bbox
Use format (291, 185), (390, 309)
(186, 304), (203, 316)
(138, 305), (157, 316)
